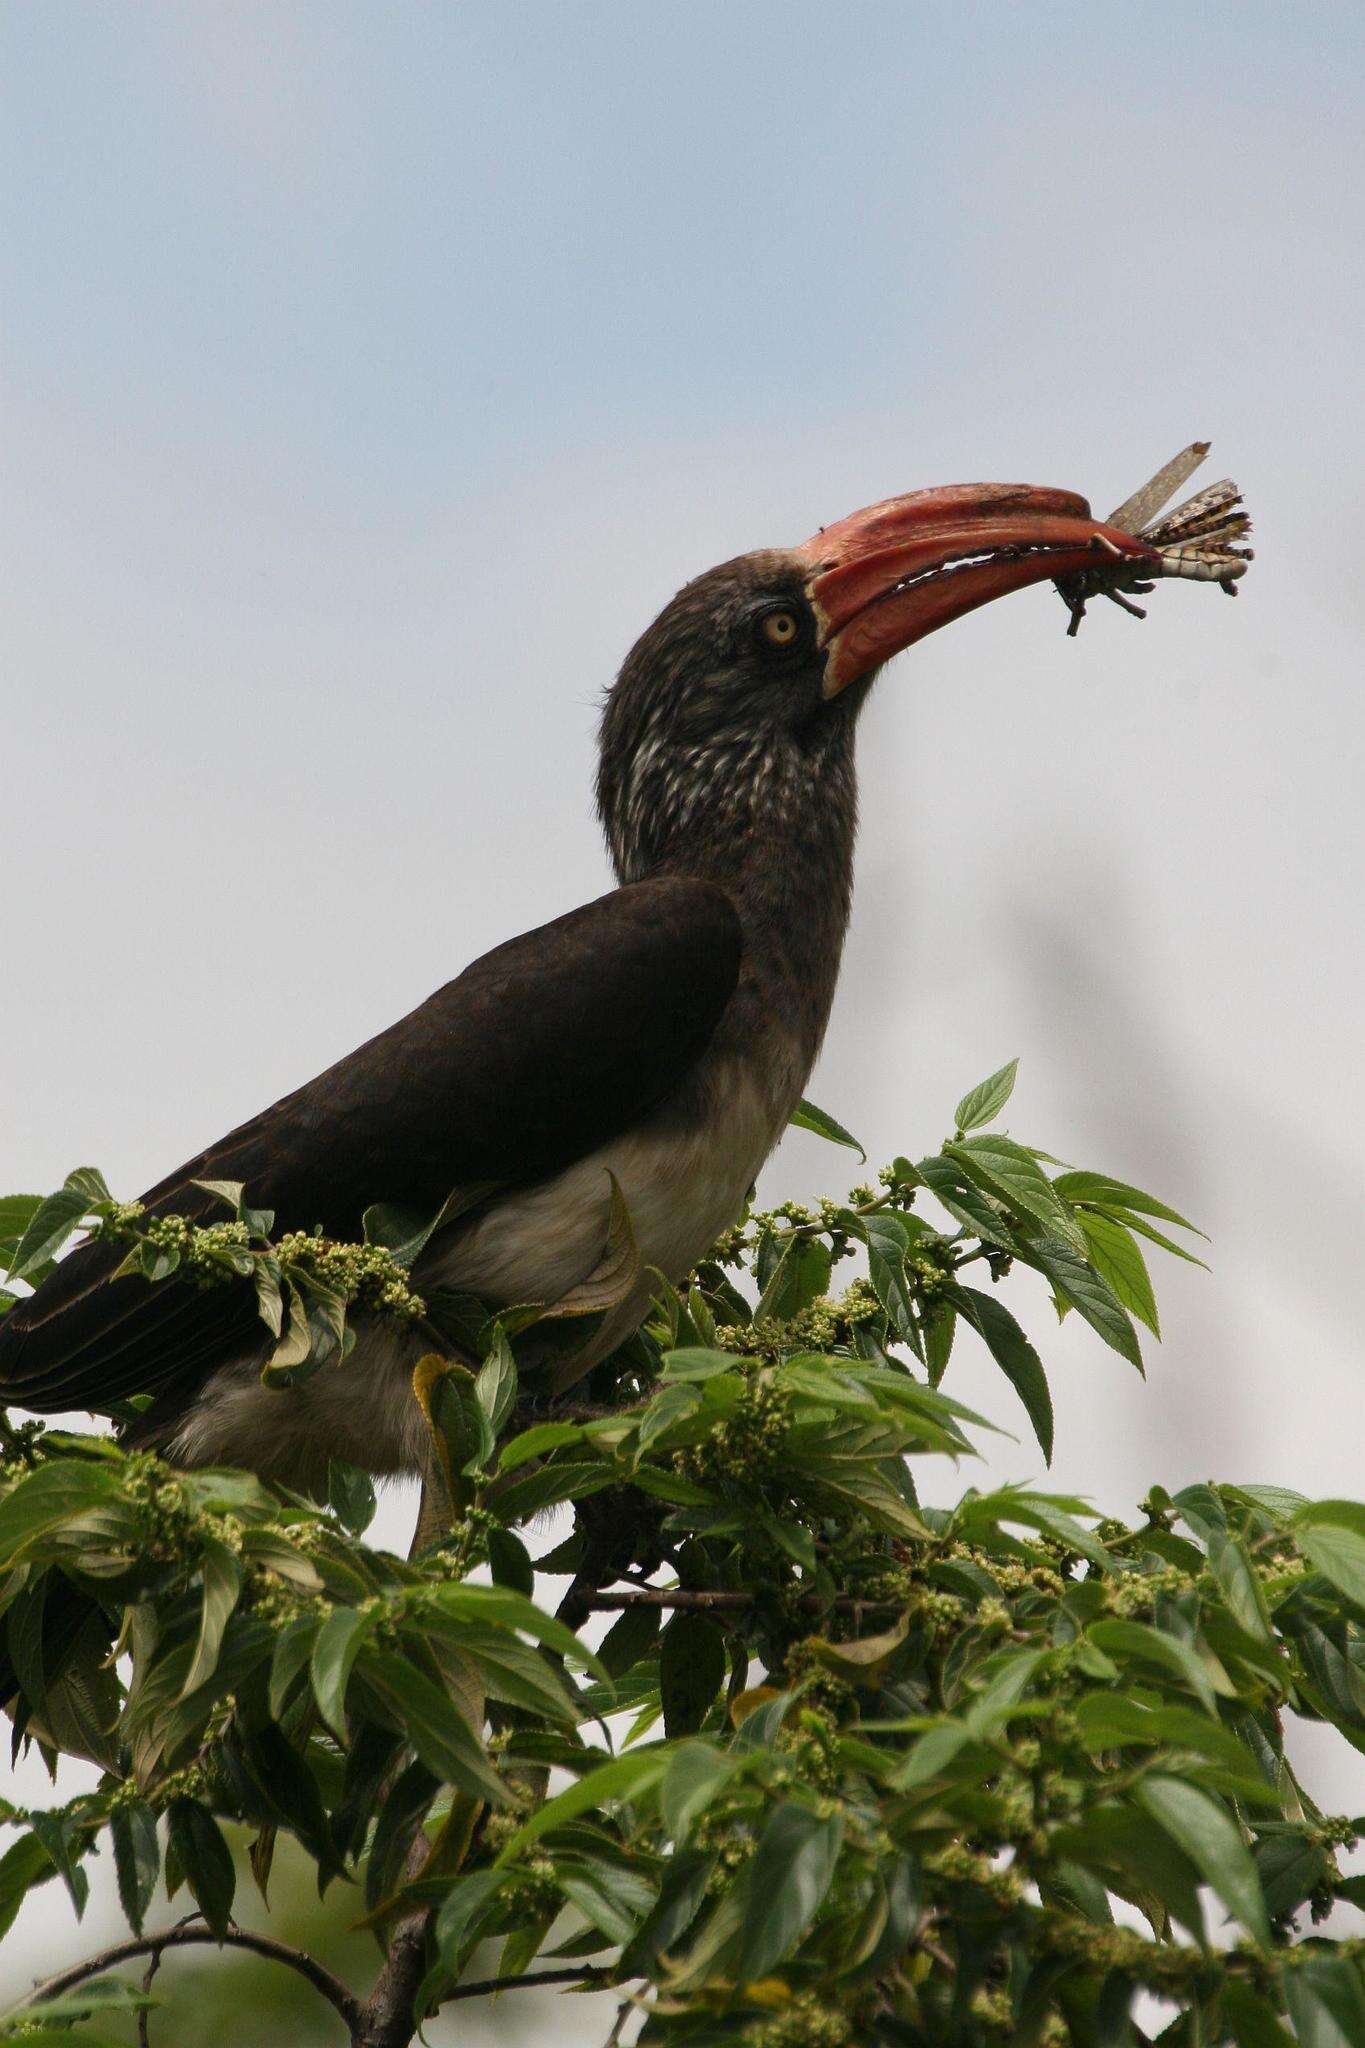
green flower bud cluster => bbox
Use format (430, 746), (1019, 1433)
(780, 1707), (844, 1795)
(923, 1842), (1024, 1907)
(273, 1232), (426, 1323)
(675, 1377), (793, 1487)
(968, 1986), (1016, 2032)
(743, 1991), (853, 2047)
(1095, 1567), (1186, 1620)
(505, 1853), (560, 1919)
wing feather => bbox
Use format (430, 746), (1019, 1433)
(0, 878), (742, 1414)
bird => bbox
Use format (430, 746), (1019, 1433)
(0, 480), (1160, 1496)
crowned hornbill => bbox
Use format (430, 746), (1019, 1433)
(0, 483), (1161, 1492)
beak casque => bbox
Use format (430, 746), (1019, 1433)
(796, 483), (1162, 696)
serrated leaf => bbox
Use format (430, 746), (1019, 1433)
(110, 1802), (160, 1937)
(1136, 1775), (1269, 1942)
(181, 1541), (243, 1697)
(1025, 1237), (1144, 1372)
(6, 1188), (91, 1284)
(166, 1801), (235, 1938)
(486, 1525), (534, 1596)
(62, 1167), (111, 1206)
(1051, 1171), (1204, 1237)
(599, 1601), (661, 1680)
(362, 1186), (493, 1268)
(1294, 1502), (1365, 1609)
(1078, 1210), (1160, 1339)
(948, 1135), (1087, 1254)
(660, 1348), (739, 1383)
(1282, 1957), (1365, 2048)
(434, 1867), (505, 1969)
(0, 1833), (55, 1942)
(953, 1058), (1019, 1134)
(955, 1286), (1053, 1463)
(327, 1458), (376, 1537)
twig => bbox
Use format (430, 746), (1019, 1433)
(583, 1588), (907, 1613)
(21, 1919), (362, 2033)
(441, 1963), (615, 2005)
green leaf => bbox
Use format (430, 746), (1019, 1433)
(1086, 1618), (1224, 1714)
(661, 1348), (740, 1383)
(497, 1420), (585, 1472)
(1223, 1982), (1297, 2048)
(361, 1657), (506, 1804)
(268, 1615), (319, 1720)
(661, 1610), (727, 1737)
(0, 1195), (45, 1248)
(0, 1461), (123, 1569)
(431, 1582), (605, 1674)
(735, 1804), (844, 1985)
(1135, 1775), (1269, 1943)
(1078, 1210), (1160, 1339)
(947, 1135), (1087, 1254)
(486, 1525), (534, 1596)
(434, 1868), (504, 1969)
(110, 1802), (160, 1937)
(1024, 1237), (1144, 1372)
(637, 1383), (702, 1454)
(861, 1213), (921, 1351)
(451, 1624), (578, 1723)
(311, 1607), (371, 1739)
(362, 1185), (492, 1268)
(0, 1833), (54, 1942)
(181, 1541), (243, 1697)
(599, 1601), (661, 1681)
(954, 1058), (1019, 1134)
(166, 1800), (236, 1938)
(495, 1749), (667, 1862)
(327, 1459), (376, 1537)
(1051, 1171), (1204, 1237)
(558, 1860), (648, 1945)
(475, 1328), (519, 1434)
(5, 1187), (91, 1284)
(788, 1099), (866, 1159)
(1294, 1502), (1365, 1609)
(662, 1739), (740, 1842)
(620, 1851), (715, 1976)
(63, 1166), (112, 1206)
(1282, 1957), (1365, 2048)
(956, 1286), (1053, 1463)
(915, 1152), (1017, 1250)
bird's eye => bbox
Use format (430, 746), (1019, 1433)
(758, 609), (800, 650)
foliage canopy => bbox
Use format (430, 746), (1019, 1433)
(1, 1066), (1363, 2047)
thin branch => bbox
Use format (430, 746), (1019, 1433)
(441, 1963), (615, 2005)
(136, 1933), (170, 2048)
(21, 1919), (362, 2033)
(583, 1588), (906, 1613)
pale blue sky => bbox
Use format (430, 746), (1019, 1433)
(3, 6), (1365, 2032)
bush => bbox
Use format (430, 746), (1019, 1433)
(1, 1064), (1363, 2047)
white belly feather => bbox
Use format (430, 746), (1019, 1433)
(167, 1055), (789, 1486)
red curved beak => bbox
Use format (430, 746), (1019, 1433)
(796, 483), (1162, 697)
